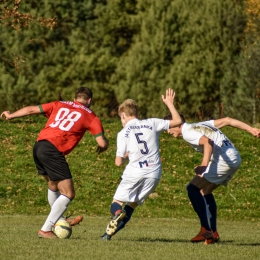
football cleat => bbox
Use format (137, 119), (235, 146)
(204, 237), (215, 245)
(101, 233), (112, 241)
(106, 210), (126, 235)
(191, 226), (214, 243)
(38, 230), (58, 239)
(213, 231), (220, 242)
(66, 215), (83, 226)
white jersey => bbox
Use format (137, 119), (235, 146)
(182, 120), (235, 155)
(182, 120), (241, 186)
(116, 118), (170, 179)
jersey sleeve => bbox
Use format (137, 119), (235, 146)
(151, 118), (170, 132)
(39, 102), (56, 118)
(182, 124), (204, 146)
(88, 116), (104, 137)
(116, 131), (127, 157)
(208, 120), (215, 127)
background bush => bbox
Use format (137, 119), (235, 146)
(1, 0), (260, 122)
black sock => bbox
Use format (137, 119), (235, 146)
(186, 183), (211, 230)
(110, 202), (122, 215)
(204, 193), (217, 232)
(113, 205), (134, 235)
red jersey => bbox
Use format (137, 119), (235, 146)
(37, 101), (104, 155)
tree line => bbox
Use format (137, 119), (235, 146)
(1, 0), (260, 122)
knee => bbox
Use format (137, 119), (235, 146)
(63, 190), (75, 200)
(186, 183), (200, 194)
(186, 183), (192, 192)
(70, 191), (76, 200)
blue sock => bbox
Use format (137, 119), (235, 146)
(186, 183), (211, 231)
(110, 202), (122, 215)
(113, 205), (134, 235)
(204, 193), (217, 232)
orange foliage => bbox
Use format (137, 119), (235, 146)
(0, 0), (57, 31)
(246, 0), (260, 32)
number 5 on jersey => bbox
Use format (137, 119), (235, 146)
(135, 133), (149, 154)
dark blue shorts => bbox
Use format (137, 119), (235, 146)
(33, 140), (72, 181)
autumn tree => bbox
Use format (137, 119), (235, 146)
(0, 0), (56, 72)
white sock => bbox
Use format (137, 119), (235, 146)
(48, 188), (60, 207)
(41, 195), (71, 231)
(48, 189), (66, 220)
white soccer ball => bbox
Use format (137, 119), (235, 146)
(53, 219), (72, 239)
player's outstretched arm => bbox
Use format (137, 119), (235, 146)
(214, 117), (260, 137)
(1, 106), (41, 120)
(161, 88), (182, 127)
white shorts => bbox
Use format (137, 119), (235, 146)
(202, 147), (241, 186)
(113, 177), (160, 205)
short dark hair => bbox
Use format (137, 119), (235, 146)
(164, 113), (186, 123)
(75, 87), (93, 100)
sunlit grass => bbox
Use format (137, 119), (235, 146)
(1, 216), (260, 260)
(1, 117), (260, 259)
(0, 117), (260, 221)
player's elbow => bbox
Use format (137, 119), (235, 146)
(169, 118), (182, 128)
(27, 106), (40, 115)
(115, 161), (121, 167)
(223, 117), (232, 123)
(220, 117), (232, 128)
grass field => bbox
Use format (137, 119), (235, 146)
(0, 116), (260, 259)
(1, 216), (260, 260)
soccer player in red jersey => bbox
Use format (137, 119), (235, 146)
(1, 87), (109, 238)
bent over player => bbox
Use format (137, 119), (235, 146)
(165, 114), (260, 244)
(1, 87), (109, 238)
(101, 88), (182, 240)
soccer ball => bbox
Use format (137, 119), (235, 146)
(53, 219), (72, 239)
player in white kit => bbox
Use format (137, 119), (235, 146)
(101, 88), (182, 240)
(165, 114), (260, 244)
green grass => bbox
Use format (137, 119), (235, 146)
(1, 216), (260, 260)
(1, 116), (260, 220)
(0, 117), (260, 259)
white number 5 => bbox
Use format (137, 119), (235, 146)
(49, 108), (82, 131)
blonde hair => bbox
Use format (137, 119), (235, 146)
(118, 99), (138, 117)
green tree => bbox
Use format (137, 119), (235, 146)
(112, 0), (249, 120)
(0, 0), (257, 123)
(0, 0), (56, 72)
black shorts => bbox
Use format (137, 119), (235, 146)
(33, 140), (72, 181)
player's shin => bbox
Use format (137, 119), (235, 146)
(186, 183), (211, 231)
(41, 195), (71, 231)
(204, 193), (217, 232)
(113, 204), (134, 235)
(110, 202), (122, 215)
(48, 188), (61, 207)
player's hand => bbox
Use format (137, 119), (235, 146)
(0, 111), (12, 120)
(250, 128), (260, 138)
(161, 88), (175, 106)
(96, 145), (108, 155)
(194, 165), (207, 175)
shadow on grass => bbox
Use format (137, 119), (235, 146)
(136, 239), (260, 247)
(135, 238), (235, 244)
(136, 238), (196, 243)
(237, 243), (260, 246)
